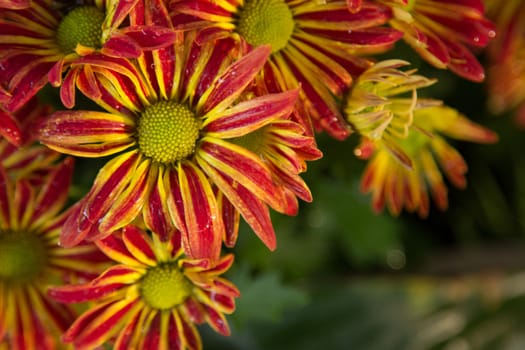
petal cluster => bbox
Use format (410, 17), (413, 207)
(49, 225), (239, 350)
(379, 0), (496, 81)
(0, 154), (108, 349)
(172, 0), (403, 139)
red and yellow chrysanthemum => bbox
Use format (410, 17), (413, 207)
(0, 0), (177, 111)
(49, 225), (239, 350)
(38, 31), (316, 260)
(357, 105), (497, 217)
(171, 0), (403, 139)
(0, 157), (108, 349)
(355, 0), (496, 81)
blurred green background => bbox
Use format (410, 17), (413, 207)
(199, 47), (525, 350)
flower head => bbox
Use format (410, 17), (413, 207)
(38, 32), (315, 260)
(171, 0), (403, 139)
(49, 225), (239, 350)
(0, 157), (108, 349)
(377, 0), (496, 81)
(358, 105), (498, 217)
(0, 0), (178, 111)
(344, 59), (436, 167)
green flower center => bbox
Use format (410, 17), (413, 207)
(0, 231), (48, 283)
(56, 6), (105, 54)
(236, 0), (295, 53)
(137, 100), (200, 164)
(140, 264), (193, 310)
(403, 0), (417, 11)
(230, 126), (267, 155)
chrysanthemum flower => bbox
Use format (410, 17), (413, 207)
(171, 0), (403, 139)
(344, 59), (436, 168)
(484, 0), (525, 124)
(358, 105), (498, 217)
(0, 0), (178, 111)
(0, 157), (108, 349)
(49, 225), (239, 350)
(38, 32), (312, 259)
(371, 0), (496, 82)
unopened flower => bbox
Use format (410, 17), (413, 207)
(49, 225), (239, 350)
(358, 105), (498, 217)
(344, 59), (436, 168)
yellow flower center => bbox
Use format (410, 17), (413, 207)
(0, 231), (47, 283)
(137, 100), (200, 164)
(236, 0), (295, 53)
(140, 264), (193, 310)
(56, 6), (105, 54)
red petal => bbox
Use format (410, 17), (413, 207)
(203, 89), (298, 138)
(31, 157), (74, 226)
(122, 225), (157, 265)
(0, 110), (21, 146)
(99, 158), (154, 233)
(177, 162), (223, 260)
(198, 139), (285, 212)
(196, 164), (277, 250)
(143, 168), (176, 241)
(201, 45), (271, 114)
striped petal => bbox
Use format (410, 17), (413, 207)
(99, 157), (155, 233)
(30, 157), (74, 229)
(203, 89), (298, 138)
(200, 45), (270, 114)
(143, 167), (175, 241)
(48, 266), (140, 303)
(79, 151), (140, 236)
(122, 225), (157, 266)
(38, 110), (135, 157)
(217, 192), (239, 248)
(63, 298), (141, 350)
(167, 162), (223, 260)
(95, 232), (142, 267)
(197, 138), (285, 212)
(195, 163), (277, 250)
